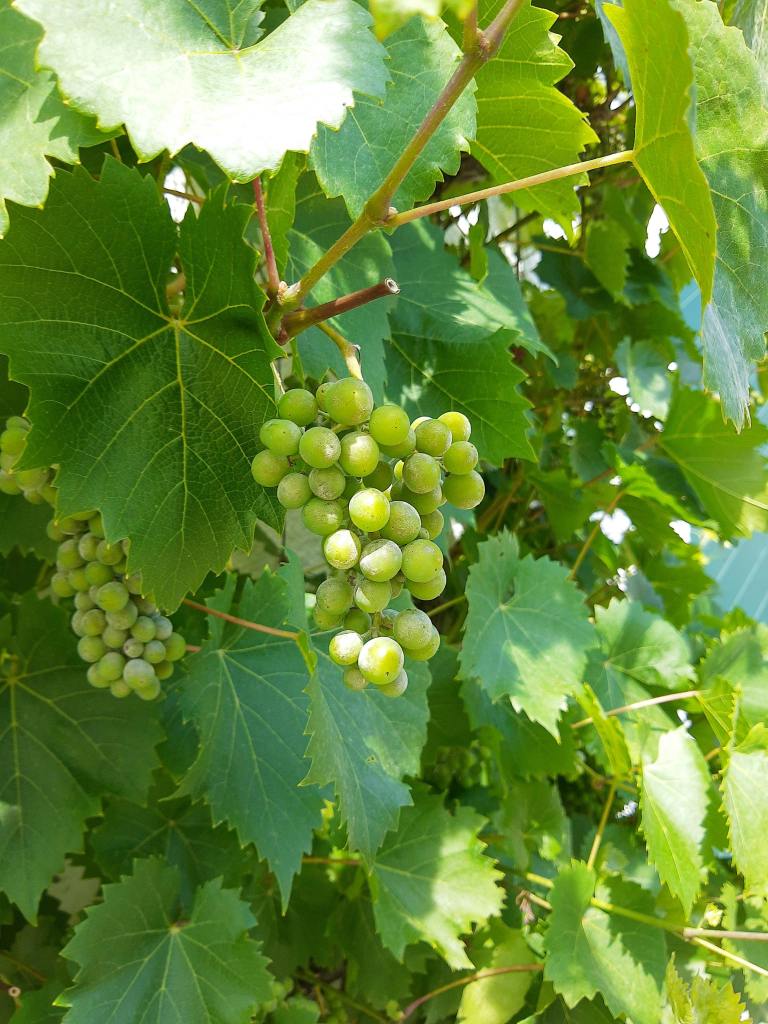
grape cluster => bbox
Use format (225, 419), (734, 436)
(251, 378), (485, 698)
(0, 416), (55, 504)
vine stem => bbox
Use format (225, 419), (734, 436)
(252, 178), (280, 301)
(586, 780), (616, 870)
(181, 598), (299, 640)
(428, 593), (467, 617)
(317, 322), (363, 379)
(571, 690), (702, 730)
(398, 964), (544, 1022)
(163, 186), (204, 205)
(282, 278), (399, 338)
(569, 489), (625, 580)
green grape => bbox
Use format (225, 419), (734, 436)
(315, 380), (334, 411)
(23, 488), (46, 505)
(251, 449), (290, 487)
(438, 411), (471, 442)
(123, 658), (156, 690)
(379, 428), (416, 460)
(103, 625), (128, 649)
(84, 561), (114, 587)
(354, 578), (391, 614)
(164, 632), (187, 662)
(309, 465), (346, 501)
(401, 539), (443, 583)
(78, 635), (107, 663)
(329, 630), (364, 666)
(277, 471), (312, 509)
(72, 510), (96, 523)
(379, 670), (408, 698)
(81, 608), (107, 636)
(348, 488), (390, 532)
(358, 637), (404, 685)
(313, 605), (343, 630)
(123, 638), (145, 659)
(135, 678), (162, 701)
(98, 651), (126, 682)
(344, 608), (371, 633)
(57, 538), (84, 571)
(125, 572), (143, 595)
(364, 461), (394, 491)
(46, 520), (65, 542)
(302, 497), (346, 536)
(343, 666), (368, 691)
(259, 418), (302, 456)
(67, 568), (90, 592)
(110, 680), (132, 699)
(325, 378), (374, 426)
(16, 467), (48, 490)
(131, 616), (157, 643)
(381, 501), (421, 545)
(323, 529), (361, 570)
(403, 453), (441, 494)
(443, 470), (485, 509)
(0, 426), (27, 456)
(51, 572), (75, 598)
(71, 610), (87, 637)
(0, 451), (16, 471)
(278, 388), (318, 426)
(443, 440), (478, 475)
(390, 577), (404, 600)
(420, 508), (444, 539)
(393, 608), (433, 650)
(153, 615), (173, 640)
(155, 661), (174, 681)
(407, 568), (446, 601)
(404, 624), (440, 661)
(77, 532), (100, 562)
(316, 577), (354, 616)
(0, 470), (21, 495)
(87, 663), (109, 688)
(6, 415), (29, 431)
(396, 483), (443, 515)
(74, 591), (95, 611)
(368, 404), (410, 447)
(415, 419), (452, 457)
(299, 426), (341, 469)
(359, 539), (402, 582)
(88, 513), (105, 539)
(339, 431), (379, 477)
(97, 580), (130, 612)
(40, 483), (58, 506)
(144, 640), (167, 664)
(108, 602), (139, 629)
(96, 540), (123, 566)
(57, 516), (82, 535)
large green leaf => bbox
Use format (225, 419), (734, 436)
(0, 0), (108, 237)
(312, 17), (475, 220)
(60, 859), (271, 1024)
(370, 791), (503, 968)
(659, 388), (768, 538)
(721, 724), (768, 896)
(458, 923), (536, 1024)
(386, 222), (538, 464)
(731, 0), (768, 99)
(666, 958), (745, 1024)
(592, 599), (694, 692)
(178, 573), (324, 904)
(543, 863), (666, 1024)
(17, 0), (388, 180)
(460, 531), (595, 736)
(0, 161), (281, 610)
(0, 595), (161, 921)
(473, 0), (597, 227)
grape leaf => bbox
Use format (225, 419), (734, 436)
(615, 339), (673, 420)
(731, 0), (768, 100)
(576, 682), (631, 777)
(659, 388), (768, 538)
(0, 0), (109, 238)
(473, 0), (598, 227)
(460, 531), (595, 736)
(666, 958), (745, 1024)
(0, 595), (161, 921)
(386, 222), (539, 464)
(721, 724), (768, 896)
(312, 17), (475, 221)
(605, 0), (717, 308)
(0, 161), (282, 610)
(640, 727), (712, 914)
(370, 791), (503, 968)
(543, 863), (665, 1024)
(178, 573), (324, 905)
(60, 859), (271, 1024)
(17, 0), (388, 181)
(458, 923), (536, 1024)
(584, 220), (631, 298)
(303, 643), (430, 861)
(592, 599), (693, 693)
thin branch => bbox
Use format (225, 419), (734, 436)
(185, 643), (201, 654)
(691, 936), (768, 978)
(399, 965), (544, 1022)
(571, 690), (702, 730)
(683, 928), (768, 942)
(386, 150), (634, 227)
(182, 598), (299, 640)
(253, 178), (280, 301)
(302, 855), (361, 867)
(282, 279), (399, 338)
(428, 594), (467, 618)
(569, 489), (625, 580)
(163, 186), (205, 206)
(587, 780), (616, 870)
(317, 322), (363, 380)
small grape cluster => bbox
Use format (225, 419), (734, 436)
(0, 416), (55, 504)
(251, 377), (484, 698)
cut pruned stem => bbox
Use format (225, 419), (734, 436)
(253, 177), (280, 301)
(182, 597), (298, 640)
(282, 278), (399, 339)
(399, 964), (544, 1022)
(317, 322), (363, 380)
(571, 689), (702, 730)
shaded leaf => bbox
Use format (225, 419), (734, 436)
(458, 922), (536, 1024)
(721, 724), (768, 896)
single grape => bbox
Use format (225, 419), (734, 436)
(415, 419), (452, 457)
(51, 572), (75, 598)
(407, 569), (447, 601)
(108, 602), (139, 630)
(395, 483), (443, 515)
(165, 632), (187, 662)
(96, 580), (130, 612)
(443, 440), (478, 476)
(259, 418), (302, 456)
(313, 605), (343, 630)
(153, 615), (173, 641)
(325, 378), (374, 426)
(393, 608), (433, 650)
(67, 568), (90, 592)
(354, 578), (392, 614)
(302, 497), (346, 537)
(40, 483), (58, 506)
(349, 488), (390, 532)
(87, 663), (109, 688)
(344, 608), (371, 633)
(0, 470), (21, 495)
(420, 509), (444, 539)
(74, 591), (95, 611)
(323, 529), (361, 570)
(85, 561), (114, 587)
(379, 429), (416, 460)
(443, 471), (485, 509)
(88, 513), (105, 539)
(315, 381), (334, 412)
(131, 616), (157, 643)
(364, 461), (394, 491)
(123, 658), (156, 690)
(368, 404), (410, 447)
(98, 651), (126, 682)
(339, 431), (380, 477)
(381, 501), (421, 545)
(343, 666), (369, 691)
(125, 572), (143, 595)
(135, 678), (162, 701)
(403, 625), (440, 661)
(329, 630), (364, 666)
(316, 577), (354, 616)
(110, 680), (132, 699)
(71, 611), (87, 637)
(251, 449), (290, 487)
(438, 411), (471, 442)
(72, 510), (96, 523)
(299, 426), (341, 469)
(96, 540), (123, 565)
(57, 539), (84, 571)
(57, 516), (82, 535)
(123, 637), (145, 659)
(16, 467), (48, 490)
(358, 637), (404, 685)
(81, 608), (107, 636)
(277, 472), (312, 509)
(403, 453), (441, 494)
(76, 532), (99, 562)
(0, 426), (27, 456)
(155, 661), (174, 681)
(359, 539), (403, 582)
(5, 415), (29, 431)
(379, 670), (409, 698)
(103, 625), (128, 649)
(278, 388), (318, 426)
(401, 539), (443, 583)
(22, 488), (46, 505)
(144, 639), (167, 664)
(309, 466), (346, 501)
(78, 635), (107, 663)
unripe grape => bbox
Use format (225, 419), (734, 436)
(110, 680), (132, 699)
(381, 501), (421, 545)
(309, 466), (346, 501)
(359, 539), (403, 582)
(401, 484), (443, 515)
(78, 635), (107, 663)
(325, 378), (374, 426)
(323, 529), (361, 570)
(316, 577), (354, 616)
(251, 449), (290, 487)
(438, 411), (471, 442)
(358, 637), (404, 685)
(67, 568), (90, 592)
(23, 488), (45, 505)
(153, 615), (173, 641)
(315, 381), (334, 411)
(97, 580), (130, 612)
(0, 426), (27, 456)
(81, 608), (107, 636)
(379, 670), (409, 698)
(124, 658), (156, 690)
(135, 678), (162, 701)
(57, 539), (84, 571)
(144, 639), (167, 664)
(277, 472), (312, 509)
(368, 404), (410, 446)
(123, 638), (145, 659)
(403, 624), (440, 661)
(85, 561), (114, 587)
(125, 573), (144, 595)
(442, 440), (478, 476)
(403, 453), (441, 494)
(0, 470), (21, 495)
(364, 461), (394, 491)
(379, 429), (416, 460)
(88, 513), (105, 538)
(57, 516), (81, 535)
(6, 416), (29, 431)
(108, 601), (139, 629)
(313, 605), (343, 630)
(420, 509), (444, 539)
(343, 666), (368, 691)
(393, 609), (433, 650)
(401, 539), (443, 583)
(96, 540), (123, 565)
(329, 630), (364, 666)
(354, 578), (391, 614)
(302, 497), (346, 536)
(74, 591), (95, 611)
(339, 431), (379, 477)
(87, 663), (109, 688)
(407, 568), (447, 601)
(99, 651), (126, 682)
(278, 388), (318, 426)
(103, 625), (128, 649)
(131, 616), (157, 643)
(415, 419), (452, 457)
(443, 471), (485, 509)
(40, 483), (57, 506)
(349, 488), (390, 532)
(51, 572), (75, 598)
(71, 611), (87, 637)
(299, 426), (341, 469)
(156, 661), (174, 681)
(77, 532), (100, 562)
(259, 418), (302, 457)
(16, 467), (48, 490)
(344, 608), (371, 633)
(72, 509), (95, 522)
(164, 633), (187, 662)
(390, 577), (404, 600)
